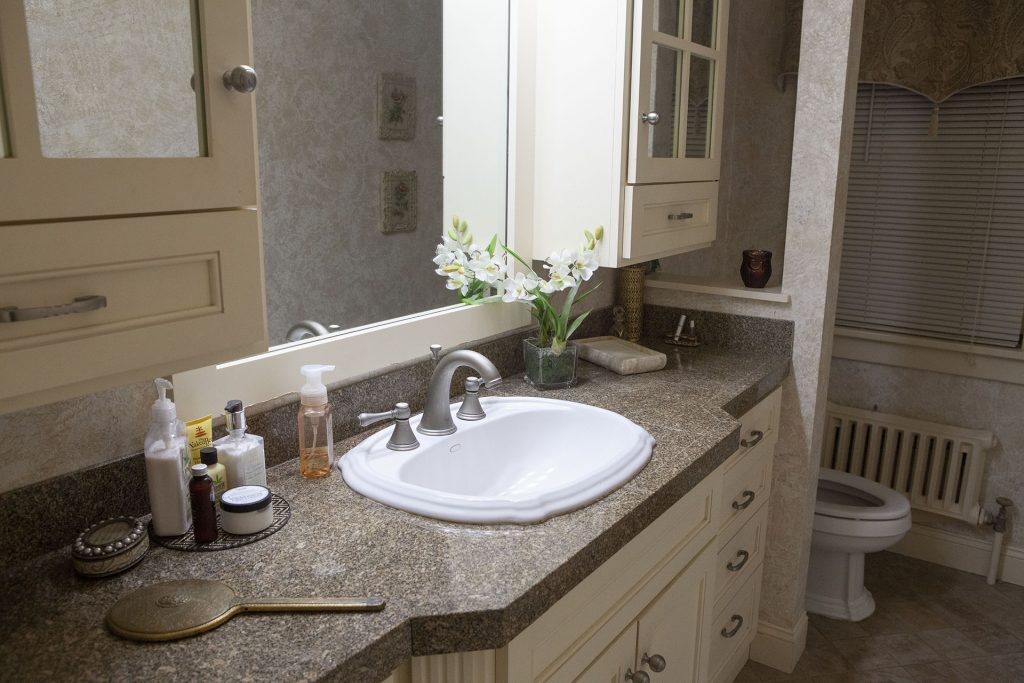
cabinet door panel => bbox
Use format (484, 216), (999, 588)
(636, 542), (716, 683)
(560, 623), (637, 683)
(0, 0), (257, 221)
(0, 210), (266, 412)
(627, 0), (729, 184)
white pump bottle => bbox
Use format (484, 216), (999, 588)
(144, 378), (192, 536)
(298, 364), (335, 478)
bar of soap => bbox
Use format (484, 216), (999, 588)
(575, 336), (667, 375)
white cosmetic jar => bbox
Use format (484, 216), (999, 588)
(220, 486), (273, 535)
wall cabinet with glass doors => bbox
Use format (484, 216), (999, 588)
(0, 0), (266, 413)
(531, 0), (728, 266)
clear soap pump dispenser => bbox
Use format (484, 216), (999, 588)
(298, 364), (335, 478)
(144, 378), (192, 536)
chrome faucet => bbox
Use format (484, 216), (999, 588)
(418, 346), (502, 436)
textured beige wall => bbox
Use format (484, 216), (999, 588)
(253, 0), (451, 345)
(650, 0), (868, 651)
(24, 0), (199, 157)
(660, 0), (796, 284)
(756, 0), (865, 637)
(829, 358), (1024, 549)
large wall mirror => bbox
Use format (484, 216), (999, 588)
(23, 0), (508, 348)
(253, 0), (509, 347)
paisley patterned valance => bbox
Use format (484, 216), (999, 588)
(781, 0), (1024, 103)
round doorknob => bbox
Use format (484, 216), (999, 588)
(642, 652), (667, 673)
(223, 65), (258, 93)
(641, 111), (660, 125)
(625, 668), (650, 683)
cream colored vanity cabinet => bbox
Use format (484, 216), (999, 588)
(530, 0), (728, 267)
(0, 0), (266, 412)
(709, 389), (780, 683)
(389, 389), (782, 683)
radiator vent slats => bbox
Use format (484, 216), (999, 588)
(822, 403), (995, 522)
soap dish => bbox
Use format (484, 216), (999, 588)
(575, 336), (667, 375)
(73, 516), (149, 578)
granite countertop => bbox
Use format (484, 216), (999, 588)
(0, 340), (790, 682)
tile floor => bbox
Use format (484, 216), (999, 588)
(736, 551), (1024, 682)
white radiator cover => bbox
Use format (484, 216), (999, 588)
(822, 403), (996, 523)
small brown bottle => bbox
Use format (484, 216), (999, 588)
(189, 464), (218, 543)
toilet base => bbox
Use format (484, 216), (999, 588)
(805, 546), (876, 622)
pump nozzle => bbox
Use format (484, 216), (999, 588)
(152, 378), (177, 422)
(300, 364), (335, 405)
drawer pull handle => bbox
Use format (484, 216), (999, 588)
(642, 652), (667, 673)
(625, 668), (650, 683)
(0, 295), (107, 323)
(732, 490), (756, 511)
(641, 111), (660, 125)
(667, 212), (694, 221)
(726, 549), (750, 572)
(741, 430), (764, 448)
(721, 614), (744, 638)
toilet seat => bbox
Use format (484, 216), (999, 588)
(815, 469), (911, 522)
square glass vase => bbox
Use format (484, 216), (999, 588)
(523, 338), (578, 390)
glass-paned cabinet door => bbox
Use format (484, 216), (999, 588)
(628, 0), (729, 184)
(0, 0), (257, 222)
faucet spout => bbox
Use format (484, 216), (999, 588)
(418, 349), (502, 436)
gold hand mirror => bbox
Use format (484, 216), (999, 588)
(106, 579), (385, 641)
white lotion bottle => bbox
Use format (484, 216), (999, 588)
(144, 378), (192, 536)
(214, 400), (267, 489)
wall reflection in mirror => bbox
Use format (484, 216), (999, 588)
(20, 0), (509, 349)
(253, 0), (509, 347)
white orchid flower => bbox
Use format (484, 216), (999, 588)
(445, 269), (472, 294)
(543, 249), (575, 274)
(433, 236), (463, 267)
(501, 272), (539, 302)
(434, 247), (469, 277)
(540, 266), (577, 293)
(570, 249), (599, 281)
(469, 254), (506, 284)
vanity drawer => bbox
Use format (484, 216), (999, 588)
(710, 564), (763, 683)
(622, 182), (718, 261)
(715, 503), (767, 605)
(718, 439), (772, 540)
(722, 389), (781, 474)
(0, 211), (266, 411)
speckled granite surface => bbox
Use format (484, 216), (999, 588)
(0, 332), (790, 682)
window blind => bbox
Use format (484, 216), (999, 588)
(837, 79), (1024, 348)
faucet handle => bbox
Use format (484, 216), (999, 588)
(429, 344), (443, 364)
(357, 402), (419, 451)
(457, 377), (487, 421)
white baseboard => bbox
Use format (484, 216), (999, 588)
(890, 523), (1024, 587)
(749, 611), (807, 674)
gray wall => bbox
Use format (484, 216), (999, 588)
(659, 0), (796, 284)
(253, 0), (451, 345)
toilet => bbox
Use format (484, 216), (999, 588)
(806, 469), (912, 621)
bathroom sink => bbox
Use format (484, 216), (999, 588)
(338, 397), (654, 524)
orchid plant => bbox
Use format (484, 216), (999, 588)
(434, 216), (603, 354)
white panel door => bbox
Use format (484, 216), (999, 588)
(635, 543), (716, 683)
(572, 623), (639, 683)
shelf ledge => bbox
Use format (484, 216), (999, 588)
(644, 273), (791, 303)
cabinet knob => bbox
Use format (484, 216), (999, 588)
(741, 429), (765, 448)
(722, 614), (744, 638)
(641, 652), (667, 673)
(641, 111), (660, 125)
(726, 549), (750, 572)
(625, 668), (650, 683)
(732, 490), (756, 511)
(223, 65), (258, 93)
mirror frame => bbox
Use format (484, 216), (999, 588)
(174, 0), (533, 418)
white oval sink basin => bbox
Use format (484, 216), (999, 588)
(338, 397), (654, 524)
